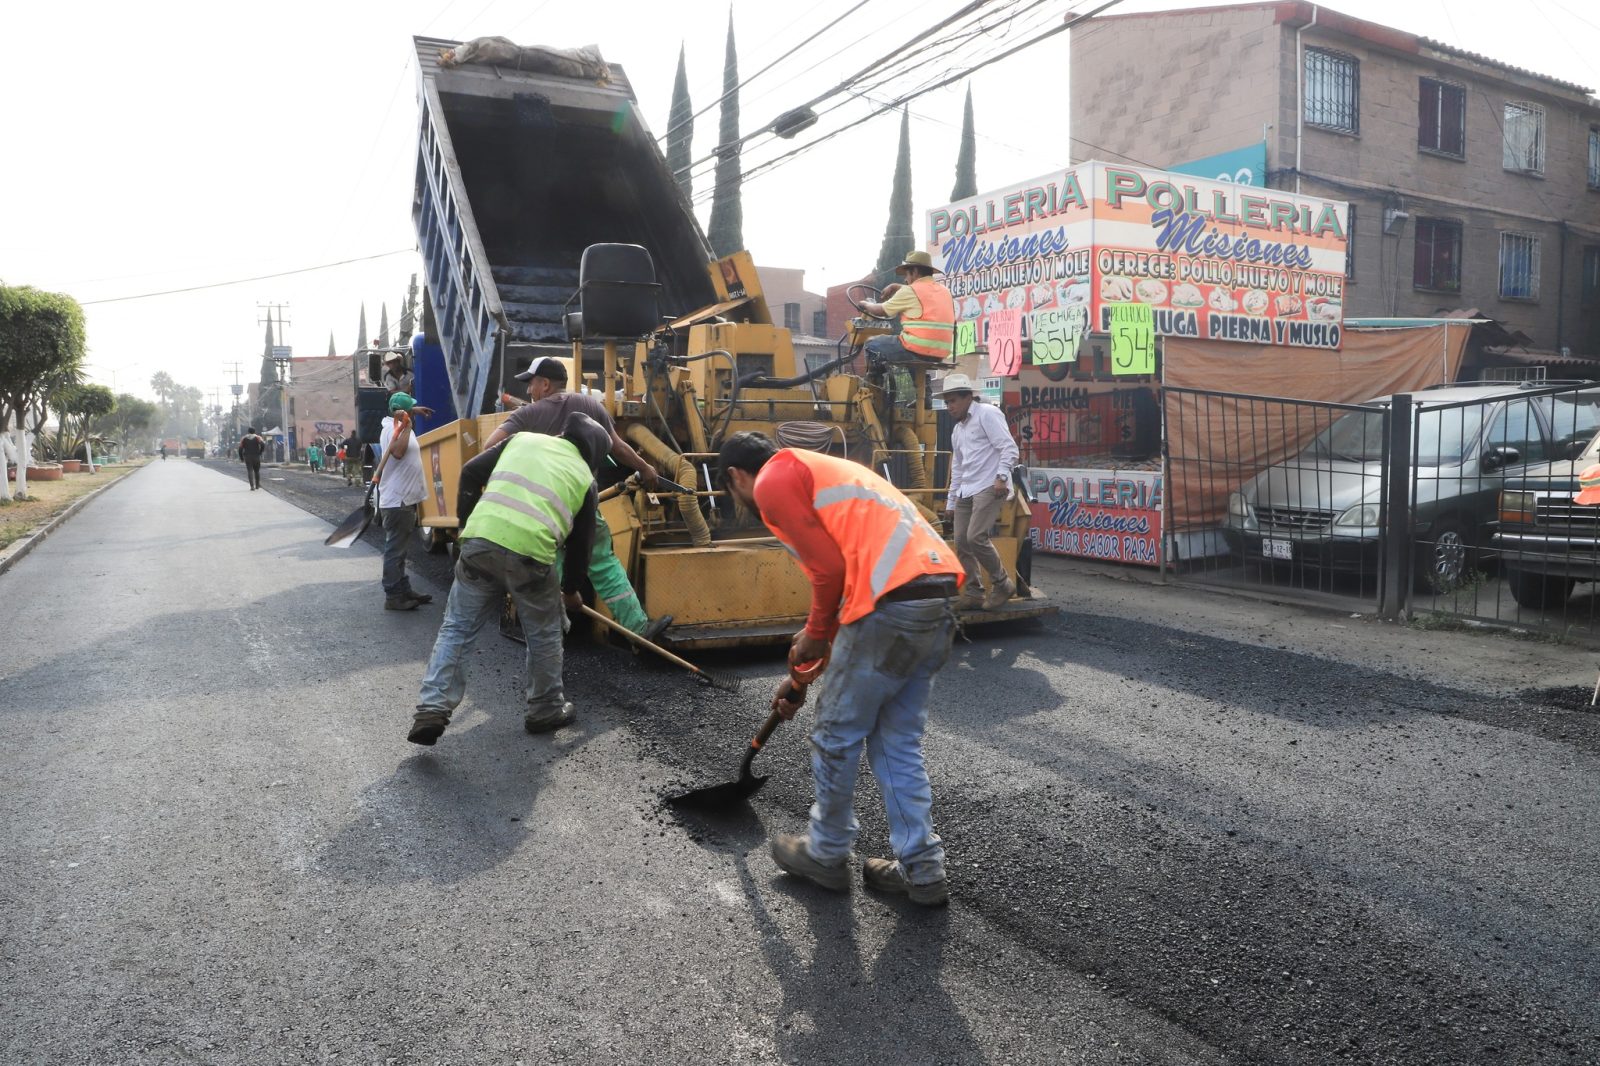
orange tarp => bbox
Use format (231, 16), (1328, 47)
(1162, 323), (1472, 535)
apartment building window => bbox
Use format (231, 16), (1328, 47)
(1305, 48), (1359, 133)
(1582, 247), (1600, 304)
(783, 302), (800, 331)
(1418, 79), (1465, 157)
(1345, 204), (1358, 280)
(813, 309), (828, 337)
(1503, 102), (1545, 174)
(1499, 232), (1541, 300)
(1589, 127), (1600, 190)
(1413, 218), (1462, 292)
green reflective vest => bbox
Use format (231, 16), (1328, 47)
(462, 433), (593, 564)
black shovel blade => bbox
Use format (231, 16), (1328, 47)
(667, 772), (769, 812)
(325, 502), (374, 548)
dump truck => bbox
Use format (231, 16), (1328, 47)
(398, 34), (1053, 647)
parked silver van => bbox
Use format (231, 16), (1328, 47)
(1223, 382), (1598, 588)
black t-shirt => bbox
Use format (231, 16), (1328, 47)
(238, 435), (265, 460)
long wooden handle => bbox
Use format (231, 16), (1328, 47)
(578, 603), (705, 674)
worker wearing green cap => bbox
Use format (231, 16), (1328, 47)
(377, 392), (435, 610)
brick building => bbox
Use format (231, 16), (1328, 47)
(757, 264), (837, 365)
(1070, 1), (1600, 355)
(285, 356), (356, 451)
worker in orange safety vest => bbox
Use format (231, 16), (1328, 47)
(718, 432), (964, 906)
(857, 249), (956, 365)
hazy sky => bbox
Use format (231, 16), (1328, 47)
(2, 0), (1594, 406)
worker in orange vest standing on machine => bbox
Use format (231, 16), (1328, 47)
(717, 431), (965, 906)
(856, 249), (956, 366)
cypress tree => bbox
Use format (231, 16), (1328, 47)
(356, 304), (369, 351)
(377, 303), (390, 349)
(706, 13), (744, 256)
(327, 331), (337, 357)
(667, 44), (694, 203)
(951, 84), (977, 200)
(875, 109), (915, 278)
(257, 321), (280, 428)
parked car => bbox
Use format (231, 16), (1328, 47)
(1491, 413), (1600, 608)
(1223, 382), (1600, 588)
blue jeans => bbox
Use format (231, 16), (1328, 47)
(416, 539), (567, 717)
(807, 598), (955, 885)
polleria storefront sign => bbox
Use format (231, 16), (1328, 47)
(1026, 467), (1163, 568)
(928, 161), (1350, 353)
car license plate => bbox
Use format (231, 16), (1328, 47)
(1262, 538), (1293, 560)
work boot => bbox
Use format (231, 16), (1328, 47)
(982, 575), (1015, 610)
(639, 614), (673, 644)
(407, 710), (450, 746)
(385, 594), (423, 611)
(770, 833), (850, 892)
(955, 581), (985, 610)
(524, 701), (576, 734)
(408, 592), (434, 606)
(862, 857), (949, 907)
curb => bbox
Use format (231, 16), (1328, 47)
(0, 466), (144, 579)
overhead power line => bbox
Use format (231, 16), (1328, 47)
(658, 0), (878, 145)
(691, 0), (1122, 204)
(79, 250), (416, 306)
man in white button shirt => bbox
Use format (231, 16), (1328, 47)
(941, 373), (1020, 610)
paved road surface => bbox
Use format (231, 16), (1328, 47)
(3, 460), (1597, 1064)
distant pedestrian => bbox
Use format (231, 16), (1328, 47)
(340, 431), (361, 485)
(307, 443), (323, 473)
(718, 432), (963, 907)
(376, 393), (434, 611)
(159, 443), (167, 461)
(237, 428), (266, 490)
(406, 414), (611, 746)
(940, 373), (1021, 610)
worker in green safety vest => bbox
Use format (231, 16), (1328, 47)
(406, 413), (611, 746)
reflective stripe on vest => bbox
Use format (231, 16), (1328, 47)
(900, 278), (957, 359)
(765, 449), (963, 627)
(461, 434), (592, 564)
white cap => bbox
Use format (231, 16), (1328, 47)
(939, 372), (976, 395)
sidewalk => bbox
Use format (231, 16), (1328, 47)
(1031, 553), (1597, 697)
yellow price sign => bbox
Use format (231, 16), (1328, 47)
(1030, 307), (1086, 365)
(1111, 303), (1156, 376)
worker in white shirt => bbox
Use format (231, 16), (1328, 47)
(940, 373), (1021, 610)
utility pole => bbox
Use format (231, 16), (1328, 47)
(258, 303), (292, 462)
(225, 361), (243, 444)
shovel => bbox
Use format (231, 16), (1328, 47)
(325, 445), (391, 548)
(577, 603), (739, 692)
(667, 658), (824, 811)
(668, 704), (787, 811)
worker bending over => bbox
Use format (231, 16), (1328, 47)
(406, 414), (611, 746)
(483, 357), (671, 642)
(718, 432), (963, 906)
(856, 250), (956, 366)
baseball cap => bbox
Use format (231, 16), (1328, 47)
(514, 357), (569, 383)
(388, 392), (417, 413)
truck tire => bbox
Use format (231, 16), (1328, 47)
(1506, 569), (1574, 610)
(420, 524), (450, 555)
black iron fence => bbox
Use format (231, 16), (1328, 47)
(1163, 387), (1390, 607)
(1163, 381), (1600, 638)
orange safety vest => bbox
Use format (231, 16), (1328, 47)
(761, 449), (964, 627)
(899, 277), (957, 360)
